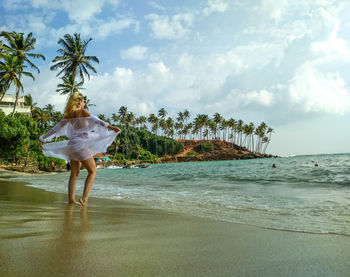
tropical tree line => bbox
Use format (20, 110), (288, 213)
(109, 106), (273, 154)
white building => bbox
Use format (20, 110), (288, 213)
(0, 94), (31, 115)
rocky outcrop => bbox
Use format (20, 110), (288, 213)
(161, 140), (277, 163)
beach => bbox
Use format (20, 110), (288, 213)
(1, 172), (350, 277)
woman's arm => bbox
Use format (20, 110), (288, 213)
(39, 128), (57, 143)
(39, 119), (68, 143)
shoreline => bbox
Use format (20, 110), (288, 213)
(1, 176), (350, 276)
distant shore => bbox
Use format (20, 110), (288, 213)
(0, 139), (278, 175)
(0, 174), (349, 277)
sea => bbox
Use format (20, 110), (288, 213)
(13, 153), (350, 236)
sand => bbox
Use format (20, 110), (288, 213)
(0, 173), (350, 277)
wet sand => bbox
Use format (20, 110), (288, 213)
(0, 175), (350, 277)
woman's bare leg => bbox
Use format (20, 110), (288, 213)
(79, 157), (97, 206)
(68, 160), (81, 205)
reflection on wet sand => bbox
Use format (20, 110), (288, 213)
(47, 205), (90, 275)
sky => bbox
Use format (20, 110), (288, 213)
(1, 0), (350, 156)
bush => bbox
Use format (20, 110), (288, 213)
(138, 129), (183, 156)
(139, 149), (158, 162)
(194, 142), (214, 153)
(185, 151), (198, 157)
(34, 152), (66, 170)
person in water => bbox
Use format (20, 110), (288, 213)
(39, 93), (121, 206)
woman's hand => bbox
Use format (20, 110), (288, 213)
(39, 140), (43, 149)
(108, 125), (121, 133)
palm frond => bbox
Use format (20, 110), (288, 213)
(27, 53), (45, 60)
(21, 71), (35, 80)
(84, 56), (99, 63)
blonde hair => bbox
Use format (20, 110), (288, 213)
(64, 92), (84, 118)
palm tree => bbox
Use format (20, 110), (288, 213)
(165, 117), (174, 137)
(248, 122), (255, 151)
(158, 107), (167, 119)
(136, 115), (147, 129)
(221, 119), (228, 141)
(0, 31), (45, 72)
(227, 118), (236, 144)
(147, 113), (159, 155)
(175, 121), (183, 139)
(125, 112), (135, 128)
(98, 114), (107, 121)
(159, 118), (167, 136)
(194, 114), (208, 140)
(56, 74), (84, 95)
(183, 123), (192, 140)
(255, 122), (267, 153)
(52, 111), (63, 125)
(0, 80), (6, 101)
(112, 113), (120, 125)
(0, 31), (44, 113)
(263, 127), (273, 153)
(213, 112), (222, 140)
(236, 119), (244, 146)
(0, 54), (34, 113)
(177, 111), (184, 123)
(0, 43), (7, 100)
(50, 33), (99, 94)
(24, 94), (37, 113)
(32, 107), (48, 128)
(208, 120), (216, 140)
(183, 109), (190, 124)
(118, 106), (128, 126)
(83, 95), (95, 110)
(148, 113), (159, 135)
(43, 104), (54, 117)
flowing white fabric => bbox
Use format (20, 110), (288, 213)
(39, 115), (120, 161)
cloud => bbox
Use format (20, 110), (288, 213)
(2, 0), (120, 22)
(2, 0), (31, 10)
(120, 45), (148, 60)
(59, 0), (120, 23)
(147, 1), (166, 11)
(289, 62), (350, 115)
(95, 16), (139, 39)
(83, 62), (174, 116)
(203, 0), (229, 16)
(20, 67), (68, 111)
(145, 13), (194, 39)
(1, 6), (138, 46)
(258, 0), (288, 23)
(310, 10), (350, 61)
(205, 89), (274, 112)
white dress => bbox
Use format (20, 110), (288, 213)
(39, 115), (120, 161)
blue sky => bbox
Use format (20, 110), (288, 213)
(1, 0), (350, 156)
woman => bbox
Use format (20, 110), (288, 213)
(39, 93), (121, 206)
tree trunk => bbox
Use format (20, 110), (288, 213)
(0, 82), (10, 102)
(12, 78), (21, 115)
(70, 67), (78, 95)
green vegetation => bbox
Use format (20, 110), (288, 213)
(194, 142), (214, 153)
(185, 152), (198, 157)
(50, 33), (99, 95)
(0, 108), (184, 170)
(0, 31), (45, 114)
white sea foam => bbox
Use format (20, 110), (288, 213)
(15, 154), (350, 235)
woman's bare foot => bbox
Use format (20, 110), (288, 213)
(79, 197), (88, 206)
(69, 199), (81, 206)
